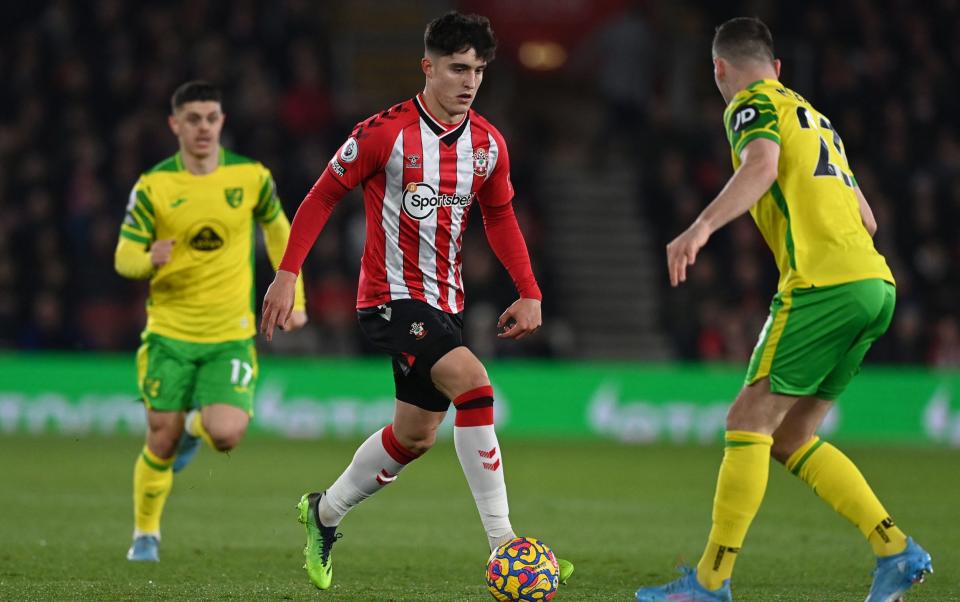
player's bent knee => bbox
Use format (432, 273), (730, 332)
(725, 384), (794, 435)
(771, 433), (811, 465)
(404, 435), (435, 456)
(446, 374), (490, 399)
(200, 405), (250, 451)
(146, 427), (182, 458)
(770, 440), (795, 464)
(393, 426), (437, 456)
(206, 425), (248, 452)
(146, 412), (184, 458)
(464, 373), (490, 394)
(147, 436), (178, 459)
(445, 367), (490, 400)
(431, 348), (490, 397)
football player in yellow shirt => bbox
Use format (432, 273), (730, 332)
(634, 18), (932, 602)
(115, 81), (307, 562)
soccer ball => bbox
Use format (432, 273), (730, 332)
(485, 536), (559, 601)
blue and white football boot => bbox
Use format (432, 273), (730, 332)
(864, 537), (933, 602)
(172, 430), (200, 473)
(126, 534), (160, 562)
(635, 566), (733, 602)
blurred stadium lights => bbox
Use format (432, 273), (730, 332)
(517, 41), (567, 70)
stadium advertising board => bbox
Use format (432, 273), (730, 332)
(1, 355), (958, 445)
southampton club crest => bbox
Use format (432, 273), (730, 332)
(409, 321), (427, 340)
(473, 148), (488, 177)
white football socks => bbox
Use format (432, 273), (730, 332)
(318, 424), (417, 527)
(317, 387), (516, 553)
(452, 386), (515, 551)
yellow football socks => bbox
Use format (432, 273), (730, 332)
(133, 445), (174, 536)
(786, 436), (907, 557)
(186, 409), (216, 449)
(696, 430), (773, 591)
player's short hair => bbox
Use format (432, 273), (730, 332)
(424, 11), (497, 62)
(712, 17), (775, 66)
(170, 80), (222, 113)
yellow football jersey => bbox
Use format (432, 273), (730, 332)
(724, 79), (894, 291)
(117, 149), (304, 343)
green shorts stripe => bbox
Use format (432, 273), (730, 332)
(745, 289), (793, 385)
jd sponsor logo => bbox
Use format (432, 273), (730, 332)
(731, 105), (758, 132)
(401, 182), (474, 220)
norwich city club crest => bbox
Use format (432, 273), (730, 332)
(143, 377), (161, 399)
(224, 187), (243, 208)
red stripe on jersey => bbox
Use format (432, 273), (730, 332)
(400, 122), (427, 302)
(358, 168), (389, 307)
(434, 140), (459, 313)
(453, 121), (493, 310)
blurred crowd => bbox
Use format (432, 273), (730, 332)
(640, 1), (960, 367)
(1, 0), (958, 366)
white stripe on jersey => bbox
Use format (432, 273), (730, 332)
(383, 131), (410, 300)
(448, 131), (476, 311)
(418, 119), (442, 307)
(487, 132), (500, 178)
(123, 187), (139, 226)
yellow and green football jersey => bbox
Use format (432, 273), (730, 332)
(723, 79), (894, 292)
(118, 148), (303, 343)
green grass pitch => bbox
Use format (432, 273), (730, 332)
(1, 436), (957, 600)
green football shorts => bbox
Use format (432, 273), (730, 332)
(745, 278), (895, 400)
(136, 332), (257, 414)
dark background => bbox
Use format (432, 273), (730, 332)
(1, 0), (957, 366)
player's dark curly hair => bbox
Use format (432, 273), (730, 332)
(424, 11), (497, 62)
(713, 17), (774, 65)
(170, 80), (222, 113)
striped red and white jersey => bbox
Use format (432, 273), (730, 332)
(328, 94), (514, 313)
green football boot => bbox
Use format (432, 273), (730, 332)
(297, 492), (342, 590)
(557, 557), (575, 585)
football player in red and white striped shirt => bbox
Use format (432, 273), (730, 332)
(261, 11), (572, 590)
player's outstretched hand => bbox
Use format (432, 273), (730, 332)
(260, 270), (298, 341)
(666, 220), (711, 287)
(283, 310), (308, 332)
(497, 298), (541, 340)
(150, 239), (176, 268)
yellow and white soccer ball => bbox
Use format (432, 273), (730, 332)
(485, 536), (559, 601)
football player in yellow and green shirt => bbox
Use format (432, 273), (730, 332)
(635, 18), (932, 602)
(115, 81), (307, 562)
